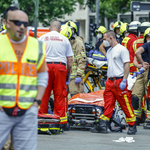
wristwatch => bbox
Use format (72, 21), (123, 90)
(34, 99), (41, 105)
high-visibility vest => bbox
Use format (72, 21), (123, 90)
(0, 34), (46, 109)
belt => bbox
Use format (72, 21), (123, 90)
(109, 76), (123, 81)
(47, 62), (66, 66)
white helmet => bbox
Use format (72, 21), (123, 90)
(138, 22), (150, 33)
(128, 21), (141, 30)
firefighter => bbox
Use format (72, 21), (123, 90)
(95, 26), (107, 50)
(122, 21), (141, 73)
(113, 21), (123, 44)
(66, 21), (87, 97)
(135, 28), (150, 129)
(132, 23), (150, 125)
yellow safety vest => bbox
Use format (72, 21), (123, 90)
(0, 34), (46, 109)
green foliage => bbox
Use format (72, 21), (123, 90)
(0, 0), (84, 26)
(99, 0), (146, 19)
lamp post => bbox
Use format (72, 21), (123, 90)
(33, 0), (39, 38)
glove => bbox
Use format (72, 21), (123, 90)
(132, 72), (137, 79)
(139, 67), (144, 74)
(66, 74), (71, 85)
(75, 77), (81, 84)
(119, 78), (127, 90)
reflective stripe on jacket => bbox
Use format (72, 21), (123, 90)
(0, 34), (46, 109)
(71, 36), (87, 79)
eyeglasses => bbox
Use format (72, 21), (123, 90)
(9, 20), (28, 27)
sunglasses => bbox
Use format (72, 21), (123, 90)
(9, 20), (28, 27)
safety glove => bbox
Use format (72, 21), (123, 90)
(66, 74), (71, 85)
(75, 77), (81, 84)
(119, 78), (127, 90)
(132, 72), (140, 79)
(139, 67), (144, 74)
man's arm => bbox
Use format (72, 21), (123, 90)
(133, 56), (142, 69)
(135, 47), (145, 64)
(99, 43), (106, 56)
(135, 46), (149, 69)
(67, 56), (73, 74)
(123, 62), (130, 79)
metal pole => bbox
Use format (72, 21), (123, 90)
(96, 0), (99, 27)
(34, 0), (39, 38)
(96, 0), (99, 42)
(131, 11), (134, 21)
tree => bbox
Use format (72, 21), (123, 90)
(0, 0), (84, 26)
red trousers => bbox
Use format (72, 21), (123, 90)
(39, 63), (68, 124)
(100, 78), (136, 126)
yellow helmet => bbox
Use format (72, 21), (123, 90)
(113, 21), (123, 32)
(60, 24), (73, 39)
(120, 23), (128, 36)
(95, 26), (107, 35)
(66, 21), (77, 33)
(144, 27), (150, 40)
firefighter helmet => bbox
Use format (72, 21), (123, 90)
(113, 21), (123, 32)
(95, 26), (107, 35)
(128, 21), (141, 31)
(66, 21), (77, 33)
(60, 24), (73, 39)
(120, 23), (128, 36)
(144, 27), (150, 41)
(138, 22), (150, 33)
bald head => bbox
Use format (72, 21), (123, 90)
(49, 20), (61, 32)
(6, 10), (29, 41)
(9, 10), (28, 22)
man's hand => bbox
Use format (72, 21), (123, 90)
(75, 77), (81, 84)
(142, 62), (149, 70)
(0, 105), (4, 111)
(119, 79), (127, 90)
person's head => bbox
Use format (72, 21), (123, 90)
(103, 30), (117, 47)
(66, 21), (78, 35)
(138, 22), (150, 37)
(95, 26), (107, 40)
(49, 19), (61, 32)
(2, 6), (19, 26)
(60, 24), (75, 43)
(113, 21), (123, 37)
(128, 21), (141, 37)
(144, 28), (150, 43)
(6, 10), (28, 41)
(120, 23), (129, 38)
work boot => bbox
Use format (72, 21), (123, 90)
(127, 123), (137, 135)
(143, 120), (150, 129)
(90, 119), (108, 134)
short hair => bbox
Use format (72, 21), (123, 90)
(50, 19), (61, 30)
(104, 30), (116, 39)
(3, 6), (19, 20)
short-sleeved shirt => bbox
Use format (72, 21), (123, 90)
(142, 42), (150, 79)
(39, 31), (73, 63)
(106, 44), (130, 78)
